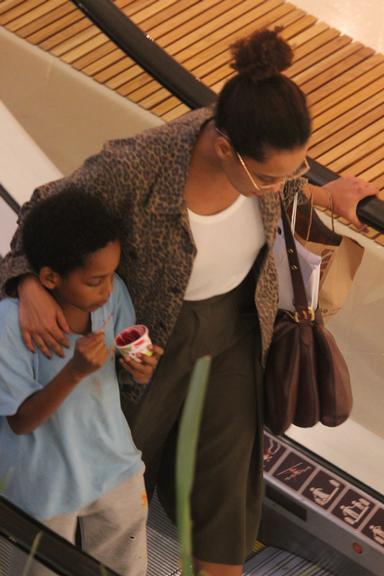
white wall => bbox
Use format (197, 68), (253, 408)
(0, 26), (161, 254)
(291, 0), (384, 53)
(0, 27), (162, 176)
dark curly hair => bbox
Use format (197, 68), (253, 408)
(215, 27), (311, 161)
(22, 186), (122, 276)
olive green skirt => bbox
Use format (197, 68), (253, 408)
(123, 273), (264, 565)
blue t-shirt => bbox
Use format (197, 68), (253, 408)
(0, 274), (144, 520)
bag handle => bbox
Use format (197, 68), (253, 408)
(279, 198), (315, 322)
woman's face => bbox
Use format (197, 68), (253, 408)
(216, 134), (309, 197)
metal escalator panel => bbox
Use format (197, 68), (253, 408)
(261, 432), (384, 576)
(147, 491), (335, 576)
(0, 496), (121, 576)
(147, 428), (384, 576)
(244, 548), (333, 576)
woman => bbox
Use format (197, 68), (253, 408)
(0, 29), (376, 576)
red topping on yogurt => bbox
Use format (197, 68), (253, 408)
(116, 329), (141, 347)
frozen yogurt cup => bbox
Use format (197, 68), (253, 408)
(115, 324), (152, 361)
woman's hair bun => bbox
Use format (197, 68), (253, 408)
(231, 27), (293, 81)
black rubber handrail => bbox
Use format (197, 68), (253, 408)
(71, 0), (384, 235)
(308, 158), (384, 234)
(71, 0), (214, 109)
(0, 182), (20, 214)
(0, 497), (120, 576)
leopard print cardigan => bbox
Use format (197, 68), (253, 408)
(0, 107), (307, 367)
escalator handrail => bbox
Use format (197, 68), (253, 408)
(72, 0), (214, 110)
(0, 496), (120, 576)
(0, 183), (20, 214)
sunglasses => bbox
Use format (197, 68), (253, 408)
(216, 128), (309, 192)
(236, 151), (310, 192)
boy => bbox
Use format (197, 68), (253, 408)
(0, 188), (163, 576)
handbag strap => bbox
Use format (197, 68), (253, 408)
(279, 197), (314, 321)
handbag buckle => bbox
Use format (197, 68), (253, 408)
(291, 307), (315, 322)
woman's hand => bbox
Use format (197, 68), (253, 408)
(18, 275), (70, 358)
(119, 344), (164, 385)
(322, 176), (378, 229)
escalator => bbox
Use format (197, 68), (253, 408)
(0, 1), (384, 575)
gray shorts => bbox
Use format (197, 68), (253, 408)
(7, 473), (147, 576)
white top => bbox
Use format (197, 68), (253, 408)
(184, 194), (265, 300)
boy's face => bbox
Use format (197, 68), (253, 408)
(47, 240), (121, 313)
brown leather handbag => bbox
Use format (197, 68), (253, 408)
(264, 201), (353, 436)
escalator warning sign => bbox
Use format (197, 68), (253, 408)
(332, 489), (375, 529)
(302, 470), (346, 510)
(362, 508), (384, 548)
(272, 451), (316, 491)
(263, 435), (287, 472)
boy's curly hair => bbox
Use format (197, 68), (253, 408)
(22, 186), (122, 275)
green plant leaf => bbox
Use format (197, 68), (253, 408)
(21, 531), (43, 576)
(176, 356), (211, 576)
(99, 564), (110, 576)
(0, 469), (14, 493)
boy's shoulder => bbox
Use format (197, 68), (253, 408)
(111, 274), (133, 303)
(0, 298), (28, 356)
(106, 274), (135, 330)
(0, 297), (21, 333)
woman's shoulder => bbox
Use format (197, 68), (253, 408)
(0, 298), (20, 330)
(111, 274), (134, 312)
(104, 107), (214, 157)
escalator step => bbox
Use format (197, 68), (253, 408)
(147, 493), (334, 576)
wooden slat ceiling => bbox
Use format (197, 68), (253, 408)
(1, 0), (384, 243)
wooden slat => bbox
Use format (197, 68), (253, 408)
(0, 0), (47, 24)
(327, 131), (384, 173)
(309, 102), (384, 157)
(288, 34), (352, 78)
(288, 36), (355, 82)
(92, 0), (224, 87)
(5, 0), (68, 32)
(154, 0), (262, 51)
(351, 150), (384, 178)
(74, 42), (123, 72)
(110, 0), (270, 93)
(184, 4), (301, 75)
(310, 58), (384, 119)
(308, 52), (384, 106)
(310, 95), (384, 154)
(142, 0), (228, 41)
(2, 0), (384, 242)
(301, 46), (373, 94)
(147, 12), (320, 116)
(38, 0), (129, 51)
(129, 0), (182, 23)
(312, 76), (384, 132)
(65, 0), (166, 65)
(0, 1), (26, 16)
(20, 4), (79, 41)
(125, 1), (294, 102)
(371, 176), (384, 196)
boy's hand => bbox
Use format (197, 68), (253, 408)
(119, 344), (164, 385)
(70, 332), (111, 379)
